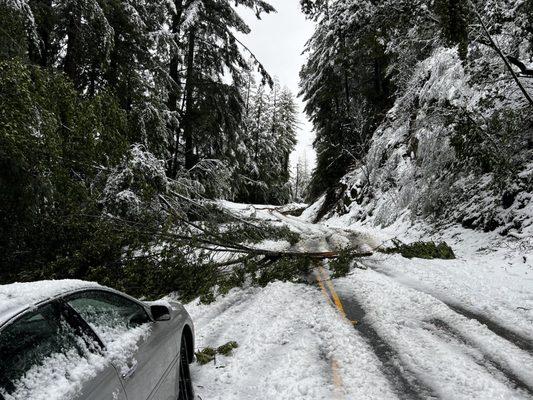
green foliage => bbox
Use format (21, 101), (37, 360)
(272, 226), (301, 246)
(196, 341), (239, 365)
(329, 250), (354, 278)
(308, 132), (355, 200)
(217, 341), (239, 356)
(234, 80), (298, 205)
(381, 240), (456, 260)
(250, 256), (312, 287)
(450, 108), (530, 189)
(195, 347), (217, 365)
(69, 209), (303, 305)
(245, 224), (300, 246)
(0, 5), (28, 60)
(217, 267), (247, 296)
(300, 0), (329, 19)
(207, 219), (301, 247)
(0, 59), (130, 284)
(0, 0), (300, 300)
(301, 1), (395, 200)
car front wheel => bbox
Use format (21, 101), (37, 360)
(178, 335), (194, 400)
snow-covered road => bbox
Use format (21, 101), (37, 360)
(186, 202), (533, 399)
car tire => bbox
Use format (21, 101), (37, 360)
(178, 335), (194, 400)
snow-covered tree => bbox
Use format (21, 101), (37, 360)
(301, 0), (533, 235)
(291, 153), (311, 202)
(0, 0), (292, 288)
(233, 78), (297, 204)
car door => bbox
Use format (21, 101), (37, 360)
(0, 301), (126, 400)
(65, 289), (181, 400)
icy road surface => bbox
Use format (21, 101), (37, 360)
(187, 202), (533, 400)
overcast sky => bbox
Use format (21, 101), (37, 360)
(236, 0), (316, 170)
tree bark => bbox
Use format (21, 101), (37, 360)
(30, 0), (54, 67)
(255, 92), (263, 165)
(168, 0), (185, 178)
(64, 4), (81, 87)
(183, 28), (196, 170)
(340, 33), (351, 113)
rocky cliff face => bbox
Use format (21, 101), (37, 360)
(314, 47), (533, 238)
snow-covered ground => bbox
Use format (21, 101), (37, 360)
(188, 202), (533, 399)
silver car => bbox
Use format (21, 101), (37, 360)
(0, 281), (195, 400)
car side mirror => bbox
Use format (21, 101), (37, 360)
(151, 304), (171, 321)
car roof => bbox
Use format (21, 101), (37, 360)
(0, 280), (102, 327)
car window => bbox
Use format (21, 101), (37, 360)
(66, 291), (152, 378)
(0, 303), (82, 395)
(66, 290), (150, 336)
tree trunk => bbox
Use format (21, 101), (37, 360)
(167, 0), (185, 177)
(183, 28), (197, 170)
(245, 75), (252, 116)
(30, 0), (54, 67)
(271, 85), (277, 133)
(341, 33), (351, 113)
(295, 164), (300, 200)
(255, 94), (263, 164)
(64, 4), (81, 87)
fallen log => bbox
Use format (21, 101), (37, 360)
(200, 246), (373, 260)
(253, 249), (373, 260)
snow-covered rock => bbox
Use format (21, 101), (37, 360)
(314, 44), (533, 238)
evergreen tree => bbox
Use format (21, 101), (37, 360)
(234, 79), (297, 204)
(300, 0), (395, 199)
(434, 0), (471, 61)
(166, 0), (275, 176)
(0, 0), (301, 287)
(292, 154), (311, 202)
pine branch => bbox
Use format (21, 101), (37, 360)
(468, 1), (533, 107)
(158, 194), (252, 251)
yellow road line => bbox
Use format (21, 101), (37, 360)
(317, 276), (334, 307)
(320, 267), (347, 318)
(315, 262), (346, 399)
(331, 358), (344, 399)
(317, 265), (358, 325)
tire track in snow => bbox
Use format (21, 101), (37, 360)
(189, 281), (398, 400)
(444, 303), (533, 355)
(425, 318), (533, 397)
(372, 268), (533, 355)
(348, 266), (533, 398)
(315, 263), (437, 400)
